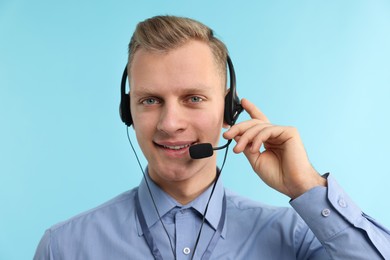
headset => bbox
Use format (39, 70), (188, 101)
(119, 54), (243, 259)
(119, 55), (243, 127)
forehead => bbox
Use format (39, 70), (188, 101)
(129, 41), (224, 95)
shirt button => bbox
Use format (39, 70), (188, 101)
(321, 208), (331, 217)
(338, 198), (347, 208)
(183, 247), (191, 255)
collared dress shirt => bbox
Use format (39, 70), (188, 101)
(34, 172), (390, 259)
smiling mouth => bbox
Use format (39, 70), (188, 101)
(162, 144), (190, 150)
(154, 141), (196, 151)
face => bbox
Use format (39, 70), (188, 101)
(129, 40), (225, 192)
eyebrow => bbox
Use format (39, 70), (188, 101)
(131, 85), (214, 97)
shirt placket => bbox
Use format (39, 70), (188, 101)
(175, 208), (196, 260)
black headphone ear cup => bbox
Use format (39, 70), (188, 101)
(120, 94), (133, 126)
(224, 56), (243, 126)
(224, 90), (234, 125)
(120, 65), (133, 126)
(224, 89), (243, 126)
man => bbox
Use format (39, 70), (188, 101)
(34, 15), (390, 259)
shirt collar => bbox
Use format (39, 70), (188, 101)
(137, 167), (225, 234)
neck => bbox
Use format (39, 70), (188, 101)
(164, 176), (216, 205)
(148, 164), (217, 205)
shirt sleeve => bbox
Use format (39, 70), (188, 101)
(290, 173), (390, 259)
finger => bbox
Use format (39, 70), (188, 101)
(235, 125), (291, 154)
(223, 119), (271, 140)
(255, 126), (297, 150)
(241, 98), (270, 123)
(250, 125), (286, 152)
(233, 123), (270, 153)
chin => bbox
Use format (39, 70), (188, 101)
(149, 160), (199, 181)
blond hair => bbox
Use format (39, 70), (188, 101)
(128, 15), (228, 80)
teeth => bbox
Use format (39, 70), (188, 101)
(163, 144), (190, 150)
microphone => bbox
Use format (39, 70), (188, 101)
(189, 139), (232, 159)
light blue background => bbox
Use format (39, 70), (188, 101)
(1, 1), (390, 259)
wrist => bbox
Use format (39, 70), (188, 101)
(290, 172), (327, 200)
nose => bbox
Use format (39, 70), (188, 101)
(157, 101), (187, 135)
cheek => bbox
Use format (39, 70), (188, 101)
(193, 104), (224, 133)
(132, 113), (154, 143)
(131, 103), (156, 131)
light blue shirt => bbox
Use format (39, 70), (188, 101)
(34, 172), (390, 259)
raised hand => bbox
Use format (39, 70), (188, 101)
(223, 98), (326, 199)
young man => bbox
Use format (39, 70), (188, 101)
(34, 15), (390, 259)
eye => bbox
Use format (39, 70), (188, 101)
(189, 96), (203, 103)
(141, 98), (160, 105)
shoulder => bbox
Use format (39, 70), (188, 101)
(49, 188), (138, 234)
(224, 188), (314, 249)
(225, 189), (301, 224)
(220, 189), (323, 258)
(34, 188), (140, 259)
